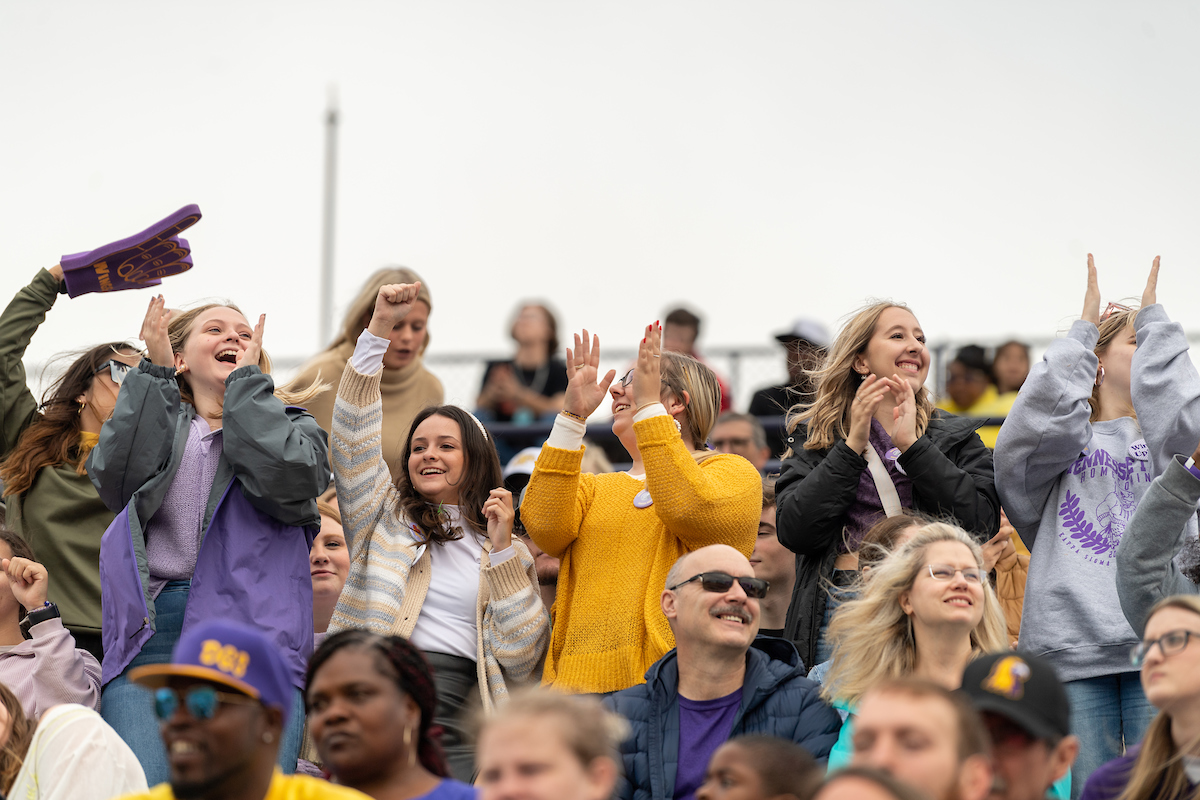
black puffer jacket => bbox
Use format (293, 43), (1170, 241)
(777, 411), (1000, 671)
(603, 637), (841, 800)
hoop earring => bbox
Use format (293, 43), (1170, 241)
(404, 725), (416, 769)
(78, 401), (86, 416)
(1095, 365), (1105, 387)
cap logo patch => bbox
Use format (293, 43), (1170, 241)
(983, 655), (1032, 699)
(200, 640), (250, 679)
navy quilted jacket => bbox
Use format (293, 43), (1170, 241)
(603, 637), (843, 800)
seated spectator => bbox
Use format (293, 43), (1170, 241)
(477, 689), (625, 800)
(812, 766), (929, 800)
(821, 524), (1007, 768)
(753, 477), (795, 638)
(749, 318), (830, 416)
(0, 682), (146, 799)
(993, 341), (1031, 396)
(962, 652), (1077, 800)
(937, 344), (1012, 448)
(663, 308), (733, 412)
(288, 267), (443, 481)
(312, 499), (349, 644)
(118, 619), (365, 800)
(0, 528), (100, 718)
(697, 735), (821, 800)
(1080, 595), (1200, 800)
(850, 678), (992, 800)
(329, 282), (549, 780)
(522, 324), (759, 694)
(711, 413), (772, 473)
(306, 630), (475, 800)
(604, 544), (842, 800)
(476, 302), (567, 425)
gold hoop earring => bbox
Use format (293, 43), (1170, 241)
(78, 401), (86, 416)
(404, 724), (416, 769)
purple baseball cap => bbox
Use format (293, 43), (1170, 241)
(129, 619), (294, 723)
(60, 204), (201, 298)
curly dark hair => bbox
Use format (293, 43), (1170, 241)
(395, 405), (502, 545)
(306, 629), (449, 777)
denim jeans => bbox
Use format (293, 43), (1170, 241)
(1064, 672), (1153, 799)
(101, 582), (305, 785)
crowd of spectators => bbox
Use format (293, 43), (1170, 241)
(2, 245), (1199, 800)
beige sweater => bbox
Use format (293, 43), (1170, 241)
(327, 362), (549, 713)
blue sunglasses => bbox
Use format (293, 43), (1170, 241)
(153, 685), (258, 721)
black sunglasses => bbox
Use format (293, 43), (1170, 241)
(667, 571), (769, 599)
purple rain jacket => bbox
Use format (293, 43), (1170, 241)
(87, 360), (330, 688)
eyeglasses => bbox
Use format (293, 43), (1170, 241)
(924, 564), (985, 584)
(618, 369), (635, 388)
(1130, 629), (1200, 667)
(1101, 302), (1132, 322)
(712, 437), (754, 450)
(667, 571), (769, 599)
(94, 360), (133, 386)
(153, 685), (259, 721)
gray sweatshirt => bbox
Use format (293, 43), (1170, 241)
(994, 306), (1200, 681)
(1116, 455), (1200, 637)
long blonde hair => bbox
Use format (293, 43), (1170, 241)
(326, 266), (433, 353)
(787, 302), (933, 454)
(820, 523), (1008, 708)
(1090, 307), (1138, 423)
(169, 303), (326, 411)
(1115, 595), (1200, 800)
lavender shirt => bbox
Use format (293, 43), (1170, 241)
(145, 416), (223, 598)
(842, 418), (913, 553)
(674, 689), (741, 800)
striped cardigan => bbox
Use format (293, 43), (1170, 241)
(327, 362), (549, 713)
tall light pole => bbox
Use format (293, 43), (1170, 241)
(319, 87), (339, 347)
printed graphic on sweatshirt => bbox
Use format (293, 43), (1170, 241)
(1057, 446), (1151, 566)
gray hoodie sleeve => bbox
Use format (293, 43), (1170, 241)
(994, 320), (1099, 546)
(1131, 304), (1200, 475)
(1116, 455), (1199, 636)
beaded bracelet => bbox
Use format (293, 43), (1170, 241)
(561, 410), (588, 423)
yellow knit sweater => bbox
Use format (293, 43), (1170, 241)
(521, 414), (761, 694)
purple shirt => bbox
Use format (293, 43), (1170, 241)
(842, 418), (913, 552)
(674, 689), (741, 800)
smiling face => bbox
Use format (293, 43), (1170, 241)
(407, 413), (465, 505)
(1139, 605), (1200, 714)
(899, 541), (984, 631)
(175, 307), (254, 398)
(308, 646), (420, 785)
(854, 307), (929, 394)
(381, 300), (429, 371)
(664, 546), (760, 650)
(311, 514), (349, 603)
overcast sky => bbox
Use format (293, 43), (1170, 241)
(4, 2), (1199, 404)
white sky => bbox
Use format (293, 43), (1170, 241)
(4, 1), (1200, 404)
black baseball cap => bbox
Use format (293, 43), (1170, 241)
(960, 651), (1071, 742)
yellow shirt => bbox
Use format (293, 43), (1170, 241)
(118, 770), (371, 800)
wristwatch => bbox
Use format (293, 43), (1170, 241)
(19, 601), (59, 636)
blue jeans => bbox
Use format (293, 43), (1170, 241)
(1064, 672), (1153, 798)
(101, 582), (305, 785)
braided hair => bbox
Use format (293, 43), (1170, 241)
(306, 629), (449, 777)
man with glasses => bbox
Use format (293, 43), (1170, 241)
(961, 652), (1079, 800)
(117, 619), (366, 800)
(605, 544), (841, 800)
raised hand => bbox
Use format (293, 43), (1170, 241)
(236, 314), (266, 369)
(2, 557), (49, 610)
(49, 264), (64, 283)
(845, 374), (890, 455)
(1082, 254), (1101, 327)
(482, 487), (515, 552)
(633, 321), (664, 410)
(563, 329), (616, 418)
(367, 283), (422, 339)
(140, 294), (174, 367)
(1142, 256), (1160, 309)
(981, 511), (1016, 572)
(888, 375), (918, 451)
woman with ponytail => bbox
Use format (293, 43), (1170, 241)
(307, 630), (475, 800)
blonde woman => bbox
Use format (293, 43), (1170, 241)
(821, 523), (1007, 769)
(1081, 595), (1200, 800)
(775, 302), (999, 673)
(289, 266), (443, 480)
(521, 323), (761, 694)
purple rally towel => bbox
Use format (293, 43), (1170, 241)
(60, 204), (201, 297)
